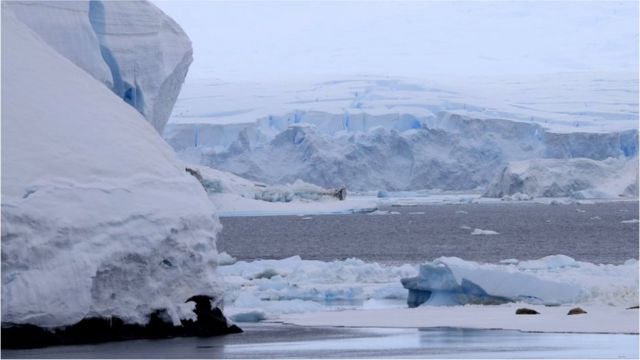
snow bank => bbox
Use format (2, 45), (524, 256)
(218, 255), (638, 322)
(1, 8), (218, 328)
(7, 0), (192, 132)
(483, 157), (639, 199)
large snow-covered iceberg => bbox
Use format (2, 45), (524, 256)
(1, 6), (217, 328)
(8, 0), (192, 132)
(483, 157), (639, 199)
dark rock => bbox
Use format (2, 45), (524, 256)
(183, 295), (243, 337)
(567, 307), (587, 315)
(1, 295), (241, 349)
(626, 305), (639, 309)
(516, 308), (539, 315)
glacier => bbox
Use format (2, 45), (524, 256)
(1, 3), (228, 335)
(484, 157), (639, 199)
(165, 110), (637, 192)
(8, 0), (192, 133)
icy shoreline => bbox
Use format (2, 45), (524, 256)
(273, 304), (639, 334)
(218, 254), (638, 335)
(215, 191), (637, 217)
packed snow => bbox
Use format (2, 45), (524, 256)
(1, 4), (220, 328)
(484, 157), (639, 199)
(9, 0), (192, 132)
(217, 255), (638, 333)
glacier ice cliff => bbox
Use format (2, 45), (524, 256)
(164, 111), (638, 192)
(1, 4), (224, 333)
(483, 157), (639, 199)
(8, 0), (192, 133)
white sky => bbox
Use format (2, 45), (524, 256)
(152, 1), (639, 81)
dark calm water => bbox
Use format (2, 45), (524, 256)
(4, 324), (638, 359)
(218, 201), (639, 264)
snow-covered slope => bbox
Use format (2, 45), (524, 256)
(483, 157), (639, 199)
(167, 74), (639, 134)
(1, 8), (218, 328)
(8, 0), (192, 132)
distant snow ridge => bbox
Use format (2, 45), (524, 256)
(484, 157), (639, 199)
(1, 6), (217, 328)
(165, 111), (637, 192)
(8, 0), (192, 133)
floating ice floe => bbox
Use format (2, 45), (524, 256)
(471, 228), (500, 235)
(621, 219), (639, 224)
(219, 255), (638, 322)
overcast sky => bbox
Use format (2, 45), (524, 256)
(153, 1), (639, 81)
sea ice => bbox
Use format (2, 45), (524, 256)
(218, 255), (638, 322)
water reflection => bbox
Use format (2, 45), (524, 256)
(3, 324), (638, 359)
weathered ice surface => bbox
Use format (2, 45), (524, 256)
(401, 264), (511, 307)
(1, 6), (232, 340)
(484, 157), (639, 198)
(165, 111), (637, 192)
(6, 0), (192, 132)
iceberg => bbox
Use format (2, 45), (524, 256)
(8, 0), (192, 133)
(401, 264), (512, 307)
(1, 3), (235, 345)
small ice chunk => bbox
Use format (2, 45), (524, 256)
(217, 252), (237, 265)
(621, 219), (639, 224)
(518, 255), (579, 270)
(471, 228), (499, 235)
(229, 309), (267, 323)
(499, 258), (519, 265)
